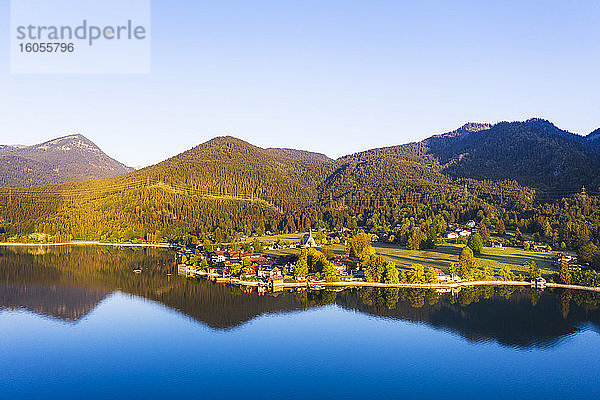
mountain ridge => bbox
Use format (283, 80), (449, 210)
(0, 134), (133, 188)
(1, 118), (599, 242)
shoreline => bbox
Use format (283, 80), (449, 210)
(0, 241), (171, 248)
(188, 271), (600, 293)
(3, 242), (598, 293)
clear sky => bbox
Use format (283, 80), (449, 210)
(1, 0), (599, 167)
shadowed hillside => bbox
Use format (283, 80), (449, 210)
(0, 134), (133, 187)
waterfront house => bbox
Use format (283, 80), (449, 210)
(270, 276), (284, 291)
(206, 266), (219, 275)
(434, 269), (451, 282)
(531, 277), (547, 289)
(332, 260), (347, 275)
(350, 268), (365, 278)
(257, 266), (282, 279)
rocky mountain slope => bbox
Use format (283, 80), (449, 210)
(0, 134), (133, 187)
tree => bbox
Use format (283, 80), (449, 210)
(347, 230), (375, 262)
(499, 266), (515, 281)
(515, 228), (523, 241)
(323, 246), (335, 260)
(199, 259), (208, 270)
(543, 220), (553, 238)
(229, 263), (242, 276)
(523, 242), (530, 251)
(321, 261), (339, 282)
(365, 255), (386, 283)
(253, 239), (264, 253)
(383, 262), (400, 284)
(559, 258), (571, 285)
(528, 261), (541, 279)
(577, 242), (598, 264)
(458, 246), (474, 278)
(425, 267), (436, 283)
(203, 239), (213, 253)
(448, 263), (457, 277)
(408, 227), (427, 250)
(478, 221), (490, 243)
(496, 219), (506, 235)
(399, 269), (407, 283)
(467, 233), (483, 255)
(294, 257), (309, 278)
(408, 264), (425, 283)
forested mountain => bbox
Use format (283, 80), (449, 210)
(341, 119), (600, 194)
(0, 134), (133, 187)
(0, 136), (336, 240)
(426, 119), (600, 192)
(2, 119), (600, 249)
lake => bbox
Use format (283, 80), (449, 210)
(1, 246), (599, 399)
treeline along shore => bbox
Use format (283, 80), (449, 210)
(0, 241), (172, 248)
(185, 268), (600, 294)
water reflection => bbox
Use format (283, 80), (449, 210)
(1, 246), (599, 348)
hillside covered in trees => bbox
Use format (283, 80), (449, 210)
(1, 119), (600, 251)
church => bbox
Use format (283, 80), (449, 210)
(299, 230), (316, 248)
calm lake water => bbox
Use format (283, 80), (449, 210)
(1, 246), (599, 399)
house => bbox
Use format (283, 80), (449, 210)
(300, 230), (317, 248)
(270, 276), (284, 291)
(206, 266), (219, 275)
(458, 229), (471, 237)
(350, 268), (365, 278)
(331, 259), (347, 275)
(211, 251), (227, 263)
(531, 277), (547, 289)
(332, 256), (359, 270)
(257, 266), (281, 279)
(554, 253), (575, 267)
(532, 244), (551, 253)
(242, 266), (257, 276)
(466, 220), (476, 228)
(434, 269), (451, 282)
(490, 241), (504, 249)
(444, 232), (458, 240)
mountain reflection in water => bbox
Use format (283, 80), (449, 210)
(1, 245), (599, 349)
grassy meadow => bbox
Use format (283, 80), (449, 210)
(254, 232), (562, 276)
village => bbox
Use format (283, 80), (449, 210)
(174, 222), (597, 295)
(177, 230), (371, 294)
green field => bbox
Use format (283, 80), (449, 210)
(371, 243), (559, 275)
(248, 231), (562, 275)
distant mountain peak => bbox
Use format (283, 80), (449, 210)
(523, 118), (562, 133)
(0, 133), (132, 187)
(34, 134), (101, 153)
(434, 122), (492, 139)
(525, 117), (552, 124)
(460, 122), (492, 133)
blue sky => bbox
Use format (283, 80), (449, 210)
(1, 0), (599, 167)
